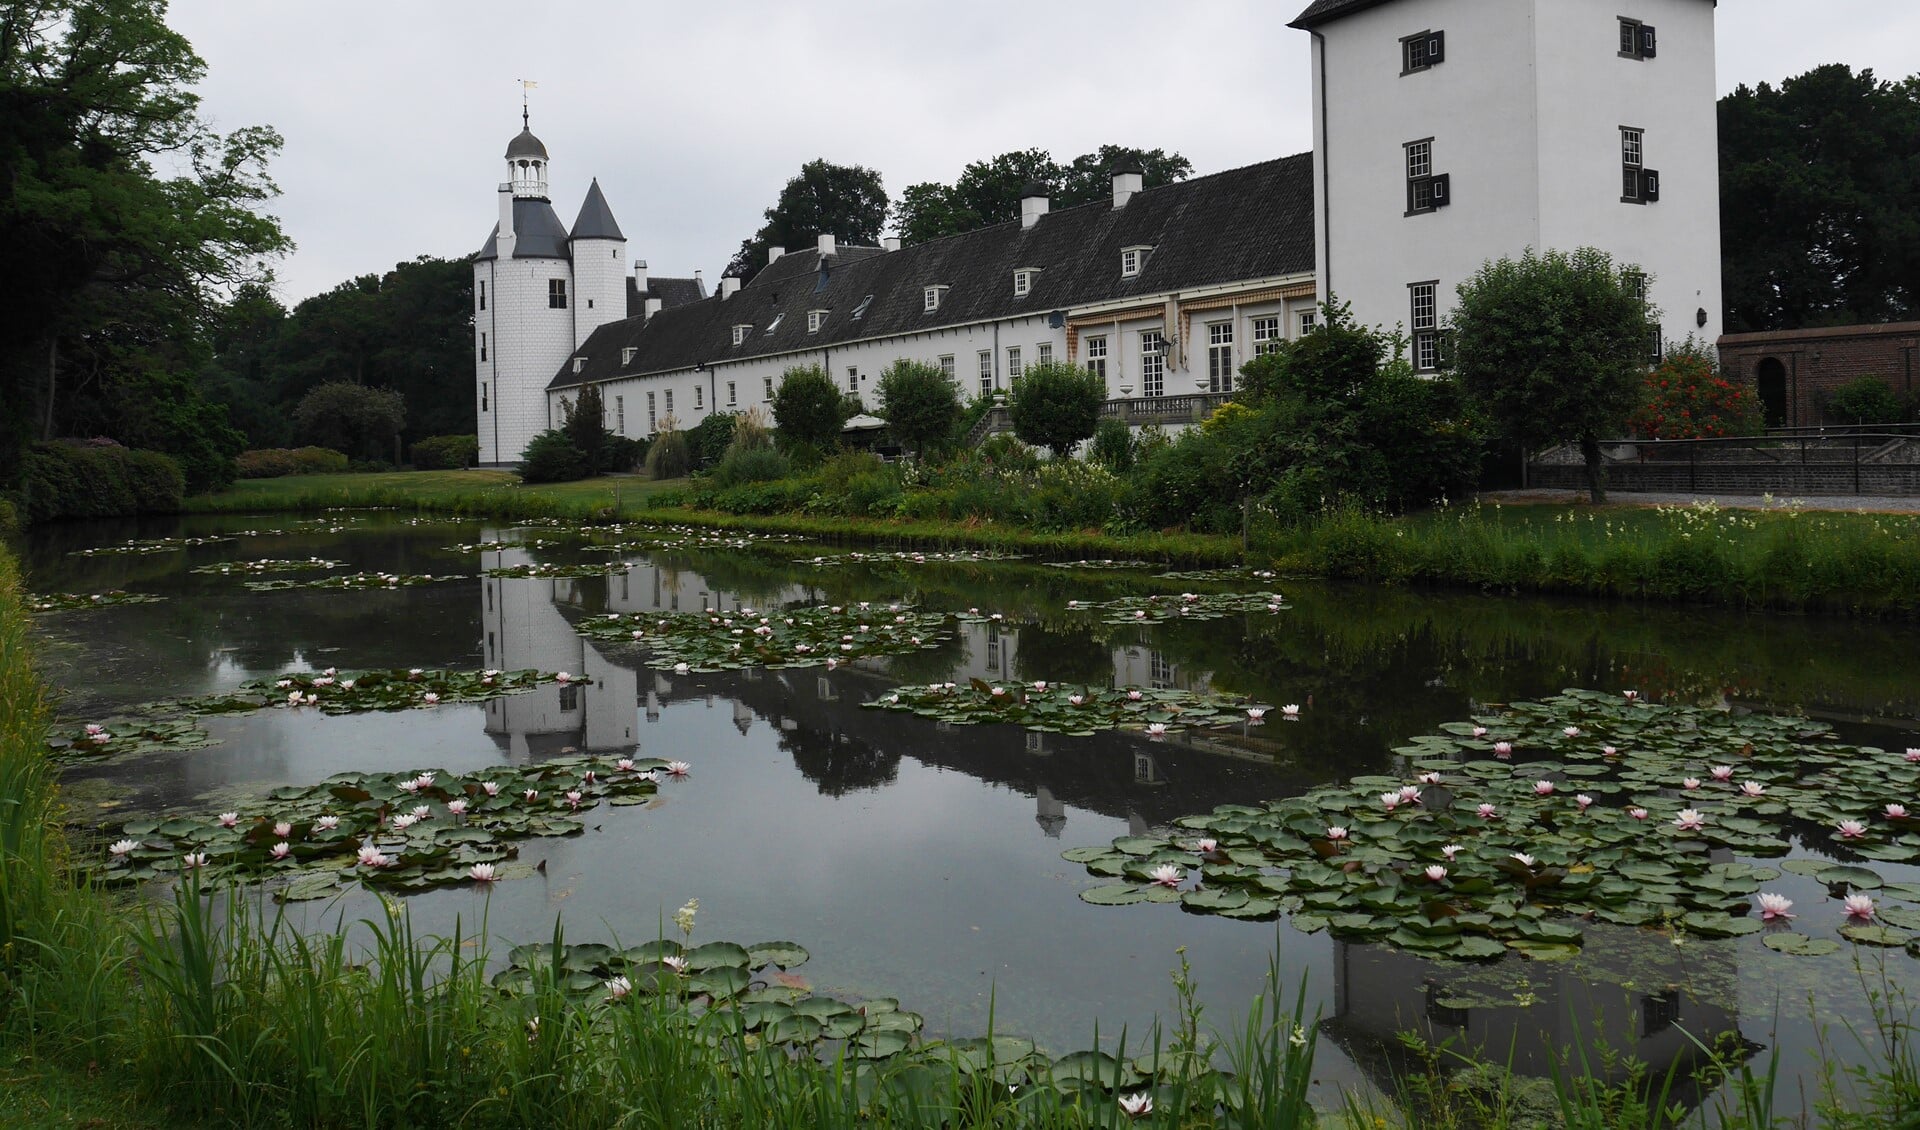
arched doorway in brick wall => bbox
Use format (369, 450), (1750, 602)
(1756, 357), (1788, 428)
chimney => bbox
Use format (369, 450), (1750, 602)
(816, 233), (836, 258)
(694, 269), (704, 296)
(720, 276), (741, 299)
(1019, 182), (1050, 229)
(768, 245), (785, 265)
(1111, 158), (1145, 209)
(632, 259), (649, 295)
(644, 297), (663, 321)
(882, 236), (901, 253)
(496, 184), (517, 256)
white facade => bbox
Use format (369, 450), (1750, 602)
(477, 254), (577, 464)
(1307, 0), (1721, 361)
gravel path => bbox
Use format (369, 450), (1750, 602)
(1478, 488), (1920, 514)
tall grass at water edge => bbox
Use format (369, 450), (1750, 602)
(1278, 500), (1920, 615)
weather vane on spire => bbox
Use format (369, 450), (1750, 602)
(517, 78), (538, 128)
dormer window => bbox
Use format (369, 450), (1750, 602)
(621, 347), (636, 365)
(924, 285), (948, 312)
(766, 313), (784, 332)
(1120, 246), (1152, 278)
(571, 357), (586, 374)
(851, 294), (874, 320)
(731, 324), (752, 346)
(1013, 268), (1039, 297)
(807, 309), (828, 333)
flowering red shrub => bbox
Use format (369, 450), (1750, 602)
(1629, 344), (1764, 439)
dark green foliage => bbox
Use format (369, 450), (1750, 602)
(1008, 362), (1106, 459)
(710, 446), (791, 488)
(686, 412), (738, 470)
(1824, 376), (1908, 426)
(1450, 250), (1650, 502)
(894, 145), (1192, 245)
(20, 442), (184, 522)
(771, 366), (848, 451)
(235, 447), (349, 478)
(1720, 65), (1920, 331)
(598, 435), (643, 473)
(644, 424), (691, 481)
(518, 431), (590, 484)
(293, 383), (407, 462)
(95, 366), (248, 493)
(409, 435), (478, 471)
(1089, 418), (1135, 473)
(875, 360), (960, 457)
(724, 160), (889, 283)
(559, 384), (608, 471)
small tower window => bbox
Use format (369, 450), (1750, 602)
(478, 280), (486, 310)
(479, 332), (487, 361)
(548, 278), (568, 309)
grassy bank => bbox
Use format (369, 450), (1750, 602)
(180, 472), (1920, 615)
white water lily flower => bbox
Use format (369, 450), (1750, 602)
(1281, 704), (1300, 719)
(665, 761), (690, 777)
(1119, 1092), (1153, 1117)
(270, 842), (291, 861)
(469, 863), (499, 883)
(1149, 864), (1184, 887)
(1510, 852), (1536, 867)
(273, 821), (292, 838)
(109, 839), (139, 857)
(315, 815), (340, 831)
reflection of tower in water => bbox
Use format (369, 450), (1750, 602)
(477, 546), (637, 758)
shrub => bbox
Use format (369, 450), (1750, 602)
(598, 434), (643, 473)
(729, 407), (774, 455)
(1628, 343), (1765, 439)
(876, 359), (960, 458)
(687, 412), (738, 470)
(236, 447), (351, 478)
(975, 434), (1041, 475)
(1090, 418), (1135, 473)
(1008, 361), (1106, 459)
(645, 418), (691, 480)
(518, 430), (591, 484)
(410, 434), (478, 470)
(0, 497), (15, 537)
(20, 441), (185, 522)
(710, 445), (791, 487)
(771, 366), (848, 451)
(560, 384), (609, 470)
(293, 382), (407, 461)
(1824, 375), (1906, 426)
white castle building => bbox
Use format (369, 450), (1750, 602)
(475, 0), (1720, 464)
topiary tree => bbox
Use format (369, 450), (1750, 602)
(1450, 248), (1653, 503)
(1008, 361), (1105, 460)
(560, 383), (608, 472)
(518, 430), (590, 483)
(771, 365), (848, 451)
(1628, 341), (1765, 439)
(1823, 375), (1906, 426)
(293, 382), (407, 463)
(876, 359), (960, 458)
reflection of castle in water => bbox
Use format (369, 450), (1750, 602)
(1326, 926), (1750, 1109)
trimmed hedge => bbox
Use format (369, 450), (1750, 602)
(21, 441), (185, 522)
(410, 434), (479, 471)
(236, 447), (350, 478)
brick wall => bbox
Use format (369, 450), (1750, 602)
(1718, 322), (1920, 428)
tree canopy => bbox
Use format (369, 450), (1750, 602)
(1008, 361), (1106, 460)
(0, 0), (290, 488)
(875, 359), (959, 458)
(1720, 65), (1920, 331)
(1449, 249), (1653, 503)
(770, 365), (848, 453)
(724, 159), (888, 283)
(893, 146), (1191, 246)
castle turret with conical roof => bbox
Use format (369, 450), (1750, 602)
(568, 178), (628, 349)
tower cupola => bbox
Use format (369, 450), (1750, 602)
(505, 106), (550, 199)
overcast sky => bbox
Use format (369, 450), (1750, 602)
(164, 0), (1920, 306)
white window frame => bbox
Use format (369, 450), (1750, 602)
(732, 324), (749, 346)
(479, 332), (487, 361)
(1085, 335), (1108, 381)
(924, 286), (947, 312)
(938, 354), (955, 381)
(1140, 330), (1165, 397)
(978, 350), (993, 396)
(664, 389), (674, 416)
(1409, 281), (1439, 373)
(763, 376), (774, 400)
(1013, 268), (1036, 297)
(647, 392), (657, 432)
(1006, 346), (1023, 383)
(727, 380), (737, 407)
(548, 278), (567, 309)
(615, 395), (625, 435)
(1036, 341), (1053, 366)
(846, 367), (859, 394)
(1405, 138), (1439, 213)
(1120, 246), (1151, 278)
(694, 385), (704, 410)
(1298, 310), (1318, 336)
(807, 309), (827, 333)
(1206, 321), (1234, 392)
(1251, 316), (1280, 355)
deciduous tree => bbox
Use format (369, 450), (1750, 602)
(724, 160), (888, 283)
(770, 365), (849, 452)
(876, 359), (959, 458)
(1008, 362), (1106, 460)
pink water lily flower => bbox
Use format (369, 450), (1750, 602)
(1033, 681), (1048, 692)
(605, 975), (633, 1002)
(1563, 726), (1581, 738)
(990, 686), (1005, 697)
(1575, 794), (1594, 811)
(1887, 803), (1910, 820)
(1838, 819), (1868, 839)
(1281, 704), (1300, 719)
(481, 781), (501, 797)
(554, 671), (571, 683)
(1127, 690), (1143, 702)
(1471, 726), (1488, 738)
(356, 844), (393, 868)
(1326, 826), (1349, 841)
(1628, 807), (1650, 820)
(109, 838), (139, 857)
(666, 761), (691, 777)
(1423, 865), (1448, 882)
(1119, 1092), (1153, 1118)
(1068, 694), (1086, 706)
(1399, 786), (1422, 804)
(1149, 864), (1184, 887)
(1682, 778), (1702, 790)
(565, 790), (584, 809)
(421, 692), (440, 705)
(410, 805), (432, 820)
(673, 663), (691, 675)
(271, 821), (292, 838)
(1440, 844), (1463, 860)
(1710, 765), (1734, 781)
(217, 812), (240, 828)
(1493, 742), (1513, 758)
(447, 799), (469, 816)
(1191, 839), (1218, 854)
(270, 842), (291, 861)
(1740, 781), (1766, 798)
(1246, 707), (1267, 722)
(826, 657), (839, 669)
(1845, 894), (1877, 920)
(1379, 792), (1402, 812)
(1673, 809), (1706, 832)
(1418, 771), (1443, 785)
(182, 852), (208, 869)
(1533, 781), (1555, 796)
(1623, 690), (1639, 701)
(468, 863), (499, 882)
(315, 815), (340, 831)
(1756, 892), (1795, 921)
(1907, 749), (1920, 763)
(661, 955), (689, 974)
(1477, 803), (1497, 819)
(391, 814), (419, 831)
(1602, 745), (1619, 757)
(523, 788), (540, 802)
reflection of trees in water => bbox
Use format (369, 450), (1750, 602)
(780, 723), (901, 796)
(1013, 620), (1117, 687)
(646, 550), (813, 606)
(878, 631), (971, 686)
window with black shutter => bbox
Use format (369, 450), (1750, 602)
(1401, 29), (1444, 74)
(1404, 139), (1451, 215)
(1621, 127), (1658, 205)
(1619, 17), (1656, 60)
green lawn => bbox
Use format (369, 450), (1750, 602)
(0, 1051), (181, 1129)
(185, 470), (690, 515)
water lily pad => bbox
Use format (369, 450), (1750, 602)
(1840, 924), (1913, 947)
(1764, 934), (1841, 956)
(1079, 885), (1148, 906)
(746, 941), (809, 969)
(1817, 865), (1884, 890)
(683, 941), (752, 971)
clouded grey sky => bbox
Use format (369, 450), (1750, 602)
(165, 0), (1920, 305)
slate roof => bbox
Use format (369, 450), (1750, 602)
(1287, 0), (1397, 28)
(570, 179), (624, 241)
(549, 153), (1315, 391)
(505, 127), (548, 160)
(474, 197), (570, 260)
(624, 276), (706, 318)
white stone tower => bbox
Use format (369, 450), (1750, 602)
(473, 111), (633, 465)
(1294, 0), (1722, 366)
